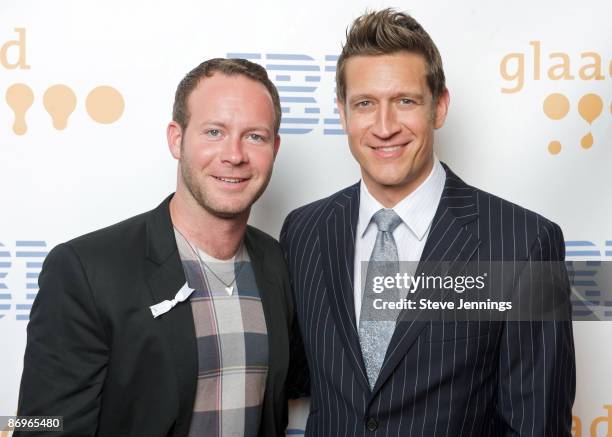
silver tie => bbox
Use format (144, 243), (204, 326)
(359, 208), (403, 389)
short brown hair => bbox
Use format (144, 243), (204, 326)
(336, 8), (446, 104)
(172, 58), (281, 135)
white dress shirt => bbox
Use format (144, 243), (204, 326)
(353, 157), (446, 322)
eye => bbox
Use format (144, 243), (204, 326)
(247, 133), (266, 142)
(205, 128), (221, 137)
(399, 98), (415, 105)
(356, 100), (371, 108)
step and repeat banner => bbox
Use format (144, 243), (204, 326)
(1, 1), (610, 435)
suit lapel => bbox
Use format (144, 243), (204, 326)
(371, 166), (482, 395)
(244, 226), (287, 393)
(145, 195), (198, 434)
(244, 228), (276, 337)
(318, 183), (371, 393)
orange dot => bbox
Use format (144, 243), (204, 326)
(578, 94), (603, 124)
(548, 140), (562, 155)
(86, 86), (124, 124)
(543, 93), (570, 120)
(580, 132), (593, 149)
(43, 84), (77, 130)
(5, 83), (34, 135)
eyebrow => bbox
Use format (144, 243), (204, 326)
(198, 121), (226, 129)
(349, 92), (425, 103)
(246, 126), (273, 133)
(198, 121), (272, 134)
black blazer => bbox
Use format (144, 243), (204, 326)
(280, 165), (575, 436)
(16, 195), (294, 437)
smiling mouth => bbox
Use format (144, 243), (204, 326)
(371, 145), (404, 152)
(213, 176), (249, 184)
(368, 143), (409, 154)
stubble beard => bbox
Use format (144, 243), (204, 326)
(179, 159), (272, 220)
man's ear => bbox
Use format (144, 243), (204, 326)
(337, 98), (348, 132)
(434, 88), (450, 129)
(167, 121), (183, 159)
(273, 134), (281, 157)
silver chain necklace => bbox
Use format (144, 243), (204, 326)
(174, 227), (246, 289)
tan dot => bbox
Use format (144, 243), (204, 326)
(6, 83), (34, 135)
(543, 93), (570, 120)
(43, 84), (77, 130)
(548, 140), (562, 155)
(578, 94), (603, 124)
(580, 132), (593, 149)
(86, 86), (124, 124)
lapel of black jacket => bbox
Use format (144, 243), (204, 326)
(145, 194), (198, 434)
(243, 227), (277, 340)
(318, 183), (371, 393)
(243, 226), (286, 412)
(370, 164), (482, 396)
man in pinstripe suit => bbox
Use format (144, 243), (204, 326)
(280, 9), (575, 436)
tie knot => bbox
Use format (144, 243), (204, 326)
(372, 209), (402, 233)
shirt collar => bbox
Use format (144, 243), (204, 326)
(358, 156), (446, 241)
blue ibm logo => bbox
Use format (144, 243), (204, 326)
(227, 53), (344, 135)
(566, 241), (612, 320)
(0, 241), (48, 321)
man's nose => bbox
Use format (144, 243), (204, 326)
(220, 134), (248, 165)
(371, 104), (401, 139)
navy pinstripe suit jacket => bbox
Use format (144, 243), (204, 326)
(280, 165), (575, 437)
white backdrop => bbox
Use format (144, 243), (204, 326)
(1, 1), (611, 435)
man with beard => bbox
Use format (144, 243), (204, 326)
(16, 58), (294, 437)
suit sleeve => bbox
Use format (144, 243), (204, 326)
(497, 222), (576, 436)
(15, 243), (109, 437)
(280, 212), (311, 399)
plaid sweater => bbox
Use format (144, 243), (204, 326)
(175, 231), (268, 437)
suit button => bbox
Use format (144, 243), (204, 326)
(366, 417), (378, 431)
